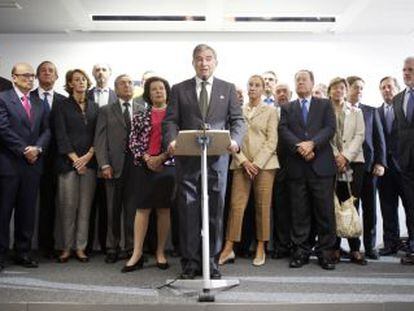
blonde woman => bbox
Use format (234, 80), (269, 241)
(219, 75), (278, 266)
(328, 77), (366, 265)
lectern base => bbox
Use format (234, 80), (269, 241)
(166, 278), (240, 290)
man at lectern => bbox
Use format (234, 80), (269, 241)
(162, 44), (245, 279)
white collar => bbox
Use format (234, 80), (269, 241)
(39, 87), (54, 97)
(195, 75), (214, 86)
(95, 87), (109, 93)
(14, 86), (28, 100)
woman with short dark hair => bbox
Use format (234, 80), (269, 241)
(121, 76), (175, 272)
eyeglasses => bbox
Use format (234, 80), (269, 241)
(14, 73), (36, 79)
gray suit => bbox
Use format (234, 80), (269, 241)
(163, 77), (245, 271)
(94, 98), (141, 252)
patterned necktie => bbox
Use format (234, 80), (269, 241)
(385, 105), (394, 134)
(123, 102), (131, 133)
(21, 94), (32, 122)
(301, 99), (308, 124)
(407, 89), (414, 122)
(199, 81), (208, 119)
(43, 92), (50, 113)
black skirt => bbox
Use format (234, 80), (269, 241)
(124, 157), (176, 210)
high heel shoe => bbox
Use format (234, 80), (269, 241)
(57, 251), (71, 263)
(218, 250), (236, 265)
(75, 250), (89, 263)
(252, 252), (266, 267)
(121, 256), (144, 273)
(156, 261), (170, 270)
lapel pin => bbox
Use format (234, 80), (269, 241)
(220, 95), (224, 99)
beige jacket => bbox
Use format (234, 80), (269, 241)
(331, 102), (365, 163)
(231, 103), (279, 170)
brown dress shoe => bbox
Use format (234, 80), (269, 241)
(350, 251), (367, 265)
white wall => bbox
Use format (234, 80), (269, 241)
(1, 32), (413, 106)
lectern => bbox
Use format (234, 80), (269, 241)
(166, 127), (240, 302)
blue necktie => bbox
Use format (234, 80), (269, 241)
(264, 97), (274, 105)
(385, 105), (393, 134)
(301, 99), (308, 124)
(43, 92), (50, 113)
(407, 89), (414, 122)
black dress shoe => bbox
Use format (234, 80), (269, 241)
(0, 257), (4, 271)
(179, 268), (199, 279)
(118, 250), (133, 260)
(210, 267), (222, 279)
(379, 246), (398, 256)
(318, 257), (335, 270)
(14, 255), (38, 268)
(105, 252), (118, 264)
(401, 253), (414, 265)
(271, 249), (290, 259)
(365, 249), (380, 260)
(121, 256), (144, 273)
(289, 256), (309, 268)
(156, 261), (170, 270)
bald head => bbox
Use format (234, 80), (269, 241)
(11, 62), (35, 94)
(92, 63), (111, 88)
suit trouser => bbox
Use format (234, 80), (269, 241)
(358, 171), (378, 251)
(272, 170), (291, 252)
(377, 160), (410, 248)
(87, 178), (107, 252)
(335, 162), (365, 252)
(38, 169), (57, 253)
(104, 178), (127, 252)
(0, 168), (40, 255)
(400, 170), (414, 252)
(226, 169), (275, 242)
(58, 169), (96, 251)
(176, 157), (228, 271)
(289, 175), (336, 258)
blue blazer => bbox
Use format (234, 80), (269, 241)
(359, 104), (386, 172)
(0, 88), (51, 175)
(279, 97), (336, 179)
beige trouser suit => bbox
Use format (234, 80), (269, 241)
(226, 103), (279, 242)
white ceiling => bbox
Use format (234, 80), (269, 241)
(0, 0), (413, 35)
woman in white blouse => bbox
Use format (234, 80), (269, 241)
(329, 77), (366, 265)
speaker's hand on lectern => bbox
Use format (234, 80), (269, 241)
(227, 139), (239, 153)
(168, 140), (177, 156)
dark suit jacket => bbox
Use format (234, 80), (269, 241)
(378, 104), (400, 171)
(163, 77), (245, 175)
(163, 77), (245, 147)
(393, 90), (414, 171)
(30, 89), (67, 172)
(279, 97), (336, 179)
(359, 104), (386, 172)
(53, 96), (99, 173)
(87, 87), (117, 106)
(0, 76), (12, 93)
(0, 88), (50, 175)
(94, 98), (141, 178)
